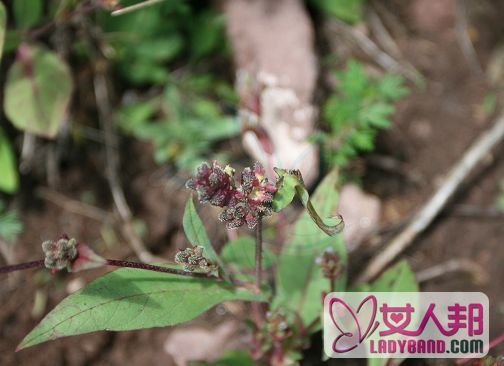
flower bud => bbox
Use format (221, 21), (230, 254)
(174, 246), (216, 273)
(186, 161), (236, 207)
(316, 247), (343, 280)
(42, 236), (78, 272)
(219, 162), (276, 229)
(42, 235), (106, 273)
(265, 310), (292, 342)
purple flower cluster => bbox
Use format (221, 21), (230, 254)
(186, 161), (277, 229)
(315, 247), (343, 280)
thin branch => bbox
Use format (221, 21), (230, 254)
(367, 8), (402, 59)
(93, 67), (158, 263)
(356, 112), (504, 283)
(112, 0), (166, 16)
(327, 19), (423, 85)
(36, 187), (109, 222)
(0, 260), (45, 274)
(19, 133), (36, 174)
(28, 1), (98, 40)
(416, 258), (489, 284)
(105, 259), (220, 280)
(455, 0), (483, 75)
(449, 204), (504, 219)
(0, 258), (220, 281)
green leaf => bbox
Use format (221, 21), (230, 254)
(195, 350), (253, 366)
(4, 45), (73, 138)
(272, 168), (344, 236)
(18, 267), (265, 350)
(311, 0), (365, 23)
(221, 236), (275, 271)
(134, 36), (183, 62)
(116, 98), (161, 133)
(378, 74), (409, 100)
(271, 173), (298, 212)
(190, 11), (225, 60)
(0, 2), (6, 61)
(0, 128), (19, 193)
(0, 200), (23, 241)
(14, 0), (43, 29)
(363, 103), (394, 128)
(273, 170), (347, 327)
(366, 260), (418, 366)
(370, 260), (419, 292)
(183, 196), (228, 278)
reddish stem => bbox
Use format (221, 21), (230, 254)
(0, 259), (220, 281)
(0, 260), (45, 273)
(105, 259), (220, 280)
(456, 331), (504, 365)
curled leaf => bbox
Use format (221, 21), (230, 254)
(272, 168), (344, 236)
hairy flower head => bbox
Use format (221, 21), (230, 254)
(186, 161), (235, 207)
(187, 161), (277, 230)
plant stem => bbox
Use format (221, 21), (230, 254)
(302, 316), (321, 336)
(0, 260), (45, 274)
(255, 218), (263, 292)
(105, 259), (220, 280)
(330, 278), (336, 293)
(0, 259), (221, 281)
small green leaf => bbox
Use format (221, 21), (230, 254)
(378, 74), (409, 99)
(0, 2), (6, 61)
(18, 268), (265, 350)
(134, 36), (183, 62)
(482, 92), (497, 117)
(370, 260), (419, 292)
(274, 170), (347, 327)
(14, 0), (43, 29)
(190, 11), (225, 60)
(195, 350), (253, 366)
(363, 103), (394, 128)
(311, 0), (365, 23)
(272, 168), (344, 236)
(116, 98), (161, 133)
(4, 45), (73, 138)
(0, 128), (19, 193)
(183, 196), (228, 278)
(0, 200), (23, 241)
(271, 172), (298, 212)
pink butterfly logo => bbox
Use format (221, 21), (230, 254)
(329, 295), (379, 353)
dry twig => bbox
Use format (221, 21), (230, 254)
(112, 0), (165, 16)
(416, 258), (489, 284)
(455, 0), (483, 75)
(36, 187), (109, 222)
(367, 9), (402, 59)
(93, 68), (158, 263)
(356, 112), (504, 283)
(327, 19), (423, 85)
(450, 204), (504, 219)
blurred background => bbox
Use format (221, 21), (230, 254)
(0, 0), (503, 364)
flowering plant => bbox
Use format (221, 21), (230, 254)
(1, 161), (417, 365)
